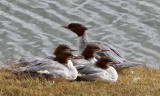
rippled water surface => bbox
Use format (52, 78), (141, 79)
(0, 0), (160, 68)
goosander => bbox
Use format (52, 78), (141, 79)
(77, 56), (118, 82)
(53, 44), (78, 57)
(62, 23), (140, 70)
(15, 44), (78, 67)
(10, 52), (80, 81)
(72, 44), (109, 70)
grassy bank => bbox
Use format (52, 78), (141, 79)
(0, 67), (159, 96)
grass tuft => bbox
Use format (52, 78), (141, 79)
(0, 67), (159, 96)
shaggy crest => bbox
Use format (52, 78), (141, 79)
(67, 23), (88, 37)
(96, 57), (113, 69)
(81, 44), (101, 60)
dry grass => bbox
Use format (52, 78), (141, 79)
(0, 67), (160, 96)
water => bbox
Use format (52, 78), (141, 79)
(0, 0), (160, 68)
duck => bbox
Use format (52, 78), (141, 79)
(72, 44), (110, 70)
(61, 23), (141, 70)
(9, 52), (81, 81)
(15, 44), (78, 67)
(77, 56), (119, 82)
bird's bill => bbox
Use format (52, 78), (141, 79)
(112, 62), (120, 64)
(69, 49), (79, 51)
(101, 49), (110, 52)
(61, 26), (68, 29)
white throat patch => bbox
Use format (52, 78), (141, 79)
(88, 57), (97, 63)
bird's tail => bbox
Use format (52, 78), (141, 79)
(14, 57), (30, 66)
(9, 67), (27, 74)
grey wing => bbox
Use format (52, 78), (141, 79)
(27, 59), (59, 71)
(89, 42), (125, 63)
(72, 59), (91, 70)
(80, 66), (103, 75)
(72, 59), (90, 65)
(10, 59), (56, 74)
(14, 57), (36, 66)
(14, 57), (44, 66)
(15, 56), (55, 66)
(103, 42), (125, 60)
(30, 60), (68, 75)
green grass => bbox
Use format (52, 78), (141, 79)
(0, 67), (160, 96)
